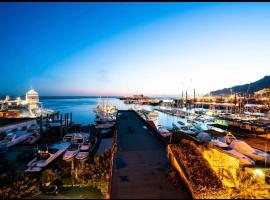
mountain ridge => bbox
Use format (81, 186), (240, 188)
(208, 75), (270, 96)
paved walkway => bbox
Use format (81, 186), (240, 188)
(111, 111), (190, 199)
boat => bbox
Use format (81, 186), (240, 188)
(63, 132), (89, 144)
(178, 121), (186, 126)
(76, 142), (91, 161)
(180, 128), (197, 136)
(230, 139), (270, 164)
(0, 130), (31, 148)
(25, 142), (70, 172)
(218, 133), (270, 164)
(26, 130), (40, 144)
(94, 97), (118, 121)
(196, 131), (212, 142)
(211, 139), (255, 166)
(63, 143), (81, 162)
(95, 122), (115, 129)
(157, 125), (171, 137)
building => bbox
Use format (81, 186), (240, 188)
(254, 88), (270, 98)
(0, 89), (41, 118)
(25, 89), (40, 115)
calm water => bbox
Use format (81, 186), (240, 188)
(41, 97), (186, 129)
(40, 97), (128, 125)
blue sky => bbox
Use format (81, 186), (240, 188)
(0, 3), (270, 96)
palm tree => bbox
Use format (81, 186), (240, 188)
(222, 168), (270, 199)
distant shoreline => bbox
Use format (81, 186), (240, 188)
(0, 95), (181, 100)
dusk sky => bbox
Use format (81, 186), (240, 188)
(0, 2), (270, 97)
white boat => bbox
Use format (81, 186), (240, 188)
(25, 142), (70, 172)
(230, 139), (270, 164)
(157, 125), (171, 137)
(63, 143), (81, 162)
(211, 139), (255, 166)
(76, 143), (91, 161)
(63, 132), (89, 144)
(0, 130), (31, 148)
(218, 133), (270, 164)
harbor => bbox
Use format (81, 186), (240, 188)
(0, 92), (270, 198)
(1, 2), (270, 199)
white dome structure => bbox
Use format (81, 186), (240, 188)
(25, 89), (40, 117)
(26, 89), (39, 103)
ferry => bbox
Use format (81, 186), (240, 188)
(25, 142), (70, 172)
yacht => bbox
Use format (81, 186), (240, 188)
(25, 142), (70, 172)
(218, 133), (270, 164)
(211, 139), (255, 166)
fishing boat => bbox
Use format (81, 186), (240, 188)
(25, 142), (70, 172)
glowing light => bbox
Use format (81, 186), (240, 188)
(254, 169), (264, 177)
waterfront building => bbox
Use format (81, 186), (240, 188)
(255, 87), (270, 98)
(0, 89), (54, 118)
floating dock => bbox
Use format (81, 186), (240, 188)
(111, 110), (190, 199)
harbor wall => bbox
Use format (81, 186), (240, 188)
(106, 129), (118, 199)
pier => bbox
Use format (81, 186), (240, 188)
(111, 110), (190, 199)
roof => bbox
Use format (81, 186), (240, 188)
(26, 89), (38, 95)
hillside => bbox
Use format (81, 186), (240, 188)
(209, 75), (270, 96)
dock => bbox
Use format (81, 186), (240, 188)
(111, 110), (190, 199)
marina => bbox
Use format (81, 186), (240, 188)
(0, 95), (270, 199)
(1, 2), (270, 199)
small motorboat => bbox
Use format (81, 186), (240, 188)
(63, 143), (81, 162)
(76, 142), (91, 161)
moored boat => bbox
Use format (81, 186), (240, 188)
(25, 142), (70, 172)
(63, 143), (81, 162)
